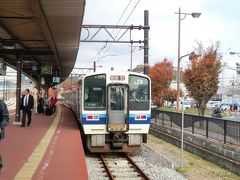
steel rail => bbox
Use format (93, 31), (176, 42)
(100, 154), (115, 180)
(123, 153), (151, 180)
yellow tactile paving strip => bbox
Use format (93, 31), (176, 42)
(14, 106), (62, 180)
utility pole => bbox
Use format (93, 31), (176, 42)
(143, 10), (149, 75)
(143, 10), (149, 143)
(93, 61), (96, 72)
(232, 76), (235, 112)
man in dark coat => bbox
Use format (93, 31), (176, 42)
(0, 99), (9, 170)
(20, 89), (34, 127)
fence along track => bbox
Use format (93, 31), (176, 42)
(99, 153), (151, 180)
(149, 127), (240, 175)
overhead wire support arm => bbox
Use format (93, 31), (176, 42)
(89, 27), (102, 41)
(81, 24), (149, 30)
(81, 40), (143, 43)
(70, 67), (96, 76)
(80, 24), (149, 44)
(103, 28), (116, 41)
(117, 28), (130, 41)
(81, 10), (150, 73)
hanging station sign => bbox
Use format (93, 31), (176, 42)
(52, 77), (60, 83)
(41, 65), (52, 75)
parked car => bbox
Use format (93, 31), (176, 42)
(183, 101), (191, 109)
(206, 101), (221, 110)
(173, 100), (191, 109)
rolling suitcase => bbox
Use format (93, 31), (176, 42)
(45, 106), (53, 116)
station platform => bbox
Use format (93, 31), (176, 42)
(0, 104), (88, 180)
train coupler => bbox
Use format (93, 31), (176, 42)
(111, 133), (125, 148)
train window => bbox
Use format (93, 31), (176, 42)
(109, 86), (125, 110)
(129, 75), (150, 110)
(84, 74), (106, 110)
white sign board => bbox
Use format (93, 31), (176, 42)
(52, 77), (60, 83)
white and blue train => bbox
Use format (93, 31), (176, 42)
(64, 71), (151, 152)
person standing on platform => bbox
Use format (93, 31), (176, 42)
(0, 99), (9, 170)
(37, 95), (45, 115)
(20, 89), (34, 127)
(50, 94), (58, 114)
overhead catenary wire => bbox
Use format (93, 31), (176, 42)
(86, 0), (142, 72)
(86, 0), (134, 69)
(115, 0), (133, 26)
(94, 46), (141, 60)
(96, 0), (142, 63)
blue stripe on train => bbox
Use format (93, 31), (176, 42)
(82, 114), (106, 124)
(82, 114), (151, 125)
(129, 114), (151, 124)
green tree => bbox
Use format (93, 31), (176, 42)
(183, 42), (221, 116)
(149, 59), (173, 107)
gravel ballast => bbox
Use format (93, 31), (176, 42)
(86, 144), (186, 180)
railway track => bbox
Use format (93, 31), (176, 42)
(98, 153), (151, 180)
(149, 126), (240, 175)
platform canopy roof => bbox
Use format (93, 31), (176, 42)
(0, 0), (85, 87)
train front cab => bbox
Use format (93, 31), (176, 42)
(83, 73), (150, 152)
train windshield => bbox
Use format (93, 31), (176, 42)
(84, 74), (106, 110)
(129, 75), (150, 110)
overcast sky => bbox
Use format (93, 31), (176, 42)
(75, 0), (240, 85)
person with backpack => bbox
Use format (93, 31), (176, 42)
(0, 99), (9, 170)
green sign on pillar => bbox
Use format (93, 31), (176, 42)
(41, 65), (52, 75)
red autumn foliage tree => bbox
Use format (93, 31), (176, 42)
(183, 42), (221, 116)
(149, 59), (173, 107)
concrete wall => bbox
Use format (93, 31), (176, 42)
(150, 123), (240, 175)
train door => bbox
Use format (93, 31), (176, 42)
(107, 84), (129, 132)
